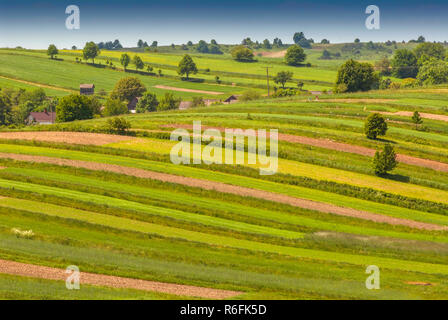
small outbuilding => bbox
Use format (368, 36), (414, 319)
(127, 97), (141, 114)
(27, 111), (56, 125)
(80, 84), (95, 95)
(223, 95), (239, 104)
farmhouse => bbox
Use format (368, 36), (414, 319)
(127, 97), (141, 113)
(80, 84), (95, 95)
(223, 95), (239, 104)
(27, 111), (56, 125)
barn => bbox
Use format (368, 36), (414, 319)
(27, 111), (56, 125)
(80, 84), (95, 95)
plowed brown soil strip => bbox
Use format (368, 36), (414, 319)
(379, 111), (448, 122)
(162, 124), (448, 173)
(154, 85), (223, 95)
(0, 259), (241, 299)
(255, 50), (287, 58)
(0, 132), (134, 146)
(0, 152), (445, 231)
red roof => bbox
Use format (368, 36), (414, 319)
(29, 112), (56, 122)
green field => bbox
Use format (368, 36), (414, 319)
(1, 44), (448, 300)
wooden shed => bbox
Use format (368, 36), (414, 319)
(80, 84), (95, 95)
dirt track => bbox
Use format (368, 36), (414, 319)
(0, 259), (241, 299)
(0, 152), (445, 231)
(0, 132), (134, 146)
(154, 85), (223, 95)
(0, 76), (75, 93)
(162, 124), (448, 173)
(378, 111), (448, 122)
(254, 50), (287, 58)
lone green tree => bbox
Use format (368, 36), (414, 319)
(365, 113), (388, 139)
(285, 45), (306, 66)
(120, 53), (131, 71)
(177, 54), (198, 79)
(373, 144), (398, 176)
(110, 77), (146, 103)
(273, 71), (293, 88)
(411, 111), (423, 129)
(231, 46), (254, 62)
(47, 44), (59, 59)
(132, 55), (144, 71)
(83, 42), (100, 64)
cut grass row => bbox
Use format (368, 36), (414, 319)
(2, 200), (448, 278)
(3, 203), (447, 299)
(0, 178), (304, 241)
(106, 138), (448, 205)
(3, 166), (448, 243)
(0, 144), (446, 228)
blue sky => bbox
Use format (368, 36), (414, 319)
(1, 0), (448, 48)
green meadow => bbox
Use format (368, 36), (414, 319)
(0, 43), (448, 299)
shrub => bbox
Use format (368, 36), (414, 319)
(239, 90), (261, 101)
(285, 45), (306, 66)
(389, 82), (402, 89)
(103, 98), (128, 116)
(364, 113), (388, 139)
(105, 117), (131, 135)
(271, 88), (298, 98)
(373, 144), (398, 176)
(192, 96), (205, 107)
(411, 111), (423, 129)
(334, 83), (348, 94)
(402, 78), (419, 88)
(136, 92), (158, 113)
(11, 228), (35, 239)
(231, 45), (255, 62)
(379, 78), (392, 90)
(158, 93), (180, 111)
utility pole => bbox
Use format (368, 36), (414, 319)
(264, 67), (272, 97)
